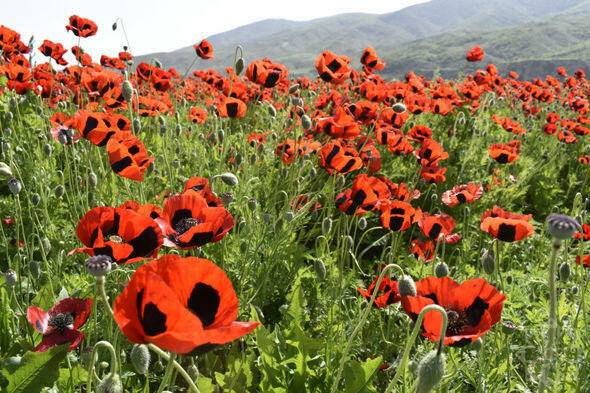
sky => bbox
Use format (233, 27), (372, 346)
(2, 0), (428, 61)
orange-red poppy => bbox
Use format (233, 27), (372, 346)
(66, 15), (98, 38)
(106, 134), (154, 182)
(194, 39), (214, 60)
(441, 183), (483, 207)
(315, 50), (351, 84)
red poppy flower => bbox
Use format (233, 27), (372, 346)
(480, 206), (532, 222)
(38, 40), (68, 65)
(194, 39), (214, 60)
(402, 276), (505, 346)
(188, 106), (207, 124)
(441, 183), (483, 207)
(358, 276), (400, 308)
(335, 174), (391, 216)
(576, 255), (590, 268)
(217, 96), (247, 118)
(65, 15), (98, 38)
(27, 298), (92, 352)
(106, 134), (154, 182)
(70, 206), (163, 264)
(418, 213), (461, 244)
(480, 217), (534, 242)
(410, 239), (436, 262)
(182, 177), (223, 207)
(360, 47), (385, 73)
(488, 140), (520, 164)
(378, 200), (421, 231)
(466, 45), (485, 62)
(318, 140), (363, 175)
(315, 50), (351, 84)
(246, 58), (289, 88)
(415, 139), (449, 167)
(119, 200), (163, 220)
(574, 224), (590, 241)
(275, 139), (322, 165)
(407, 125), (432, 143)
(73, 111), (132, 147)
(419, 164), (447, 184)
(113, 255), (260, 354)
(315, 106), (360, 139)
(157, 194), (234, 249)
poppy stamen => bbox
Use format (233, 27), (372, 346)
(49, 312), (74, 332)
(174, 218), (201, 235)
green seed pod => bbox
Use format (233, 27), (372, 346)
(434, 261), (449, 278)
(322, 217), (332, 236)
(0, 162), (13, 177)
(313, 259), (326, 281)
(41, 237), (51, 254)
(247, 198), (257, 211)
(416, 350), (446, 393)
(262, 213), (271, 225)
(220, 172), (238, 186)
(285, 211), (295, 222)
(54, 184), (64, 198)
(308, 167), (317, 179)
(43, 143), (52, 156)
(268, 104), (277, 117)
(358, 217), (367, 230)
(221, 192), (234, 205)
(392, 102), (406, 114)
(30, 260), (41, 279)
(235, 57), (245, 76)
(481, 249), (495, 274)
(97, 372), (123, 393)
(133, 118), (141, 132)
(31, 193), (41, 206)
(5, 112), (13, 122)
(239, 242), (248, 254)
(7, 178), (21, 195)
(559, 263), (570, 282)
(122, 80), (133, 102)
(301, 115), (312, 130)
(398, 275), (417, 296)
(130, 344), (150, 375)
(288, 84), (300, 94)
(4, 270), (17, 287)
(88, 172), (98, 188)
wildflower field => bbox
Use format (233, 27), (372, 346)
(1, 16), (590, 393)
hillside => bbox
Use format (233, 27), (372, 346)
(136, 0), (590, 79)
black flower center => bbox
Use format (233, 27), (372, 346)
(49, 313), (74, 332)
(174, 218), (200, 235)
(445, 309), (468, 336)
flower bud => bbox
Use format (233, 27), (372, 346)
(268, 104), (277, 117)
(301, 115), (312, 130)
(153, 59), (162, 69)
(247, 198), (257, 211)
(501, 319), (518, 335)
(546, 213), (581, 240)
(5, 356), (21, 367)
(559, 263), (570, 282)
(288, 84), (300, 94)
(398, 275), (416, 296)
(122, 80), (133, 102)
(434, 262), (449, 278)
(392, 102), (406, 114)
(313, 259), (327, 281)
(133, 118), (141, 132)
(30, 260), (41, 279)
(88, 172), (98, 188)
(54, 185), (64, 198)
(220, 172), (238, 186)
(358, 217), (367, 230)
(41, 237), (51, 254)
(31, 193), (40, 206)
(235, 57), (245, 76)
(43, 143), (52, 156)
(416, 350), (446, 393)
(85, 255), (112, 277)
(322, 217), (332, 236)
(481, 249), (495, 274)
(97, 372), (123, 393)
(4, 270), (17, 287)
(112, 22), (117, 31)
(130, 344), (150, 375)
(221, 192), (234, 205)
(239, 242), (248, 254)
(0, 162), (13, 177)
(7, 178), (21, 195)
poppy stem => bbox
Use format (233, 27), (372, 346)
(384, 304), (448, 393)
(330, 263), (403, 393)
(86, 340), (119, 393)
(537, 239), (560, 393)
(96, 275), (114, 316)
(147, 344), (201, 393)
(156, 352), (177, 393)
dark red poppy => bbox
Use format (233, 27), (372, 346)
(27, 298), (92, 352)
(358, 276), (400, 308)
(441, 183), (483, 207)
(65, 15), (98, 38)
(419, 164), (447, 184)
(246, 58), (289, 88)
(410, 239), (436, 262)
(157, 194), (234, 249)
(70, 206), (163, 264)
(114, 255), (260, 354)
(194, 39), (214, 60)
(182, 177), (223, 207)
(315, 50), (351, 84)
(415, 139), (449, 166)
(106, 134), (154, 182)
(378, 200), (421, 231)
(466, 46), (485, 62)
(402, 276), (505, 346)
(318, 140), (363, 175)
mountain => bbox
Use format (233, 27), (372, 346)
(136, 0), (590, 80)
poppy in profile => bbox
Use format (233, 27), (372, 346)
(410, 239), (436, 262)
(415, 139), (449, 166)
(217, 96), (247, 118)
(315, 50), (351, 84)
(418, 213), (461, 244)
(65, 15), (98, 38)
(106, 134), (154, 182)
(316, 106), (360, 139)
(358, 276), (400, 308)
(74, 111), (132, 147)
(419, 164), (447, 184)
(576, 255), (590, 268)
(318, 140), (363, 175)
(335, 174), (390, 215)
(480, 217), (534, 242)
(70, 206), (163, 264)
(27, 298), (93, 352)
(401, 276), (505, 346)
(360, 47), (385, 73)
(441, 183), (483, 207)
(466, 45), (485, 62)
(574, 224), (590, 241)
(378, 200), (421, 231)
(182, 177), (223, 207)
(38, 40), (68, 65)
(119, 200), (163, 220)
(480, 205), (532, 222)
(275, 138), (322, 165)
(157, 194), (234, 249)
(246, 58), (289, 88)
(194, 39), (214, 60)
(407, 125), (432, 143)
(113, 255), (260, 354)
(188, 106), (208, 124)
(488, 140), (520, 164)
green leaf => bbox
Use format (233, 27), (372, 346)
(0, 76), (7, 88)
(196, 375), (215, 393)
(57, 365), (88, 391)
(31, 282), (55, 310)
(2, 345), (68, 393)
(342, 356), (382, 393)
